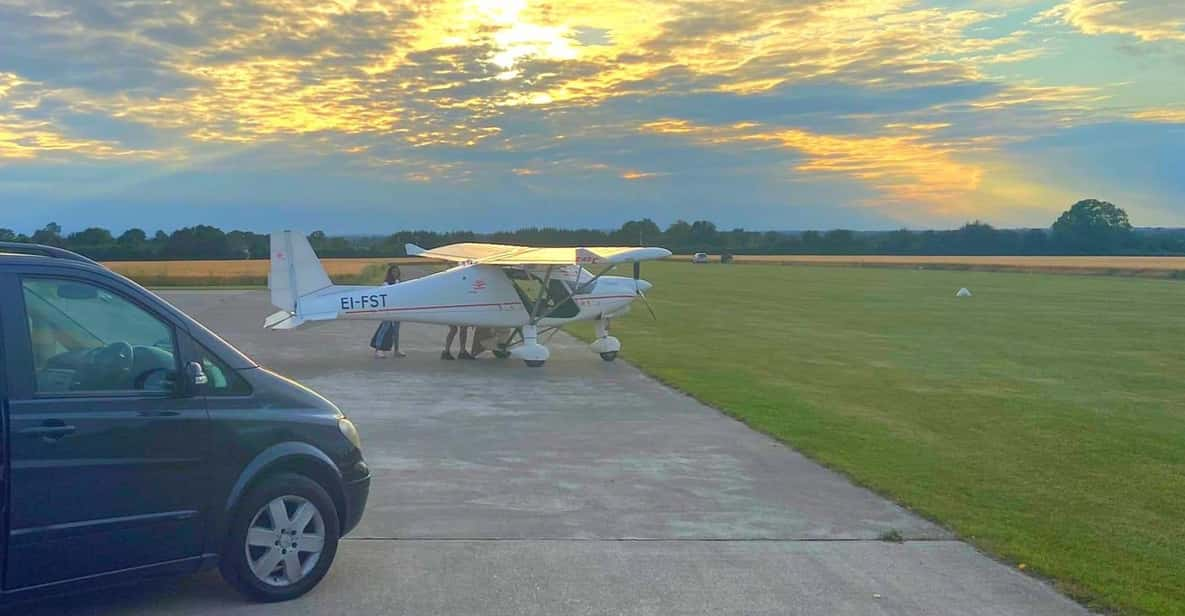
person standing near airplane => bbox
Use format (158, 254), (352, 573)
(442, 325), (473, 360)
(370, 265), (405, 358)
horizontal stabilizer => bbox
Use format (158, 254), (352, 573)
(264, 310), (296, 329)
(264, 310), (338, 331)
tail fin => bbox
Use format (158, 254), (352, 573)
(269, 231), (332, 312)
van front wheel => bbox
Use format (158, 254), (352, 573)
(220, 473), (341, 602)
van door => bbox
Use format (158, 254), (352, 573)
(1, 274), (210, 589)
(0, 285), (8, 587)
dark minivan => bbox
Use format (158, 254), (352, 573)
(0, 243), (370, 607)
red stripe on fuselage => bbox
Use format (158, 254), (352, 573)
(341, 294), (637, 315)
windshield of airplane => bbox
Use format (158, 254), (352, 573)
(504, 270), (580, 319)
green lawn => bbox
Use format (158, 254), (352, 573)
(572, 262), (1185, 615)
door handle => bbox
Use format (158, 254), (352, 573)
(19, 422), (77, 441)
(138, 410), (180, 418)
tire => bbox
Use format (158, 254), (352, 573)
(493, 349), (511, 359)
(220, 473), (341, 603)
(599, 351), (618, 362)
(524, 360), (546, 368)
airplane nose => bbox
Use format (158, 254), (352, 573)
(635, 279), (653, 293)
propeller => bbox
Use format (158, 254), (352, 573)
(633, 261), (657, 320)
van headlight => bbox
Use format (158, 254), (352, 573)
(338, 418), (362, 449)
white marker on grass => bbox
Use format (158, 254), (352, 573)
(956, 287), (972, 297)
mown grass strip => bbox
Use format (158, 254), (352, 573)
(570, 262), (1185, 615)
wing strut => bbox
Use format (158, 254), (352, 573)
(528, 266), (555, 324)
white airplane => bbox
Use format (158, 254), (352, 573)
(264, 231), (671, 367)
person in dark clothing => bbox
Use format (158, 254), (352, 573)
(370, 265), (405, 358)
(442, 325), (472, 360)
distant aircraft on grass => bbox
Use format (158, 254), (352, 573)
(264, 231), (671, 367)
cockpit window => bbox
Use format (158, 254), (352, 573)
(503, 270), (580, 319)
(546, 279), (580, 318)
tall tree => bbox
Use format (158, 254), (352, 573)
(1052, 199), (1132, 254)
(689, 220), (718, 246)
(664, 220), (693, 248)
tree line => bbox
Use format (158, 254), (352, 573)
(3, 200), (1181, 260)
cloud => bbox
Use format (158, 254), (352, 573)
(642, 118), (988, 216)
(0, 0), (1180, 228)
(1039, 0), (1185, 42)
(0, 0), (1046, 154)
(0, 72), (163, 161)
(1130, 107), (1185, 123)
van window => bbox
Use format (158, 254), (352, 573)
(196, 344), (252, 396)
(22, 278), (178, 395)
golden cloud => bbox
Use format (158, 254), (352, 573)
(1130, 108), (1185, 123)
(0, 73), (161, 162)
(2, 0), (1049, 158)
(642, 118), (986, 214)
(1039, 0), (1185, 42)
(642, 116), (1087, 221)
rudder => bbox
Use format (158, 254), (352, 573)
(269, 231), (332, 312)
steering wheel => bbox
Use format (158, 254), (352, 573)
(134, 367), (173, 391)
(89, 342), (134, 390)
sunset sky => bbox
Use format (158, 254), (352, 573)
(1, 0), (1182, 233)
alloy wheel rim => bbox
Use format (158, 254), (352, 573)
(245, 495), (326, 587)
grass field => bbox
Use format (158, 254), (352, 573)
(572, 262), (1185, 615)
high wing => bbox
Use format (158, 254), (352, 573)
(406, 242), (671, 265)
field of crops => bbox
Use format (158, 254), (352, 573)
(104, 258), (421, 287)
(571, 262), (1185, 615)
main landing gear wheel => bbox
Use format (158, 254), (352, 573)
(600, 351), (618, 362)
(219, 473), (340, 603)
(524, 360), (546, 368)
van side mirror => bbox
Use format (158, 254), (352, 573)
(187, 361), (209, 386)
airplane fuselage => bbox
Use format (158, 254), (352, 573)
(294, 264), (644, 328)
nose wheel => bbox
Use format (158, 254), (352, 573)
(589, 319), (621, 362)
